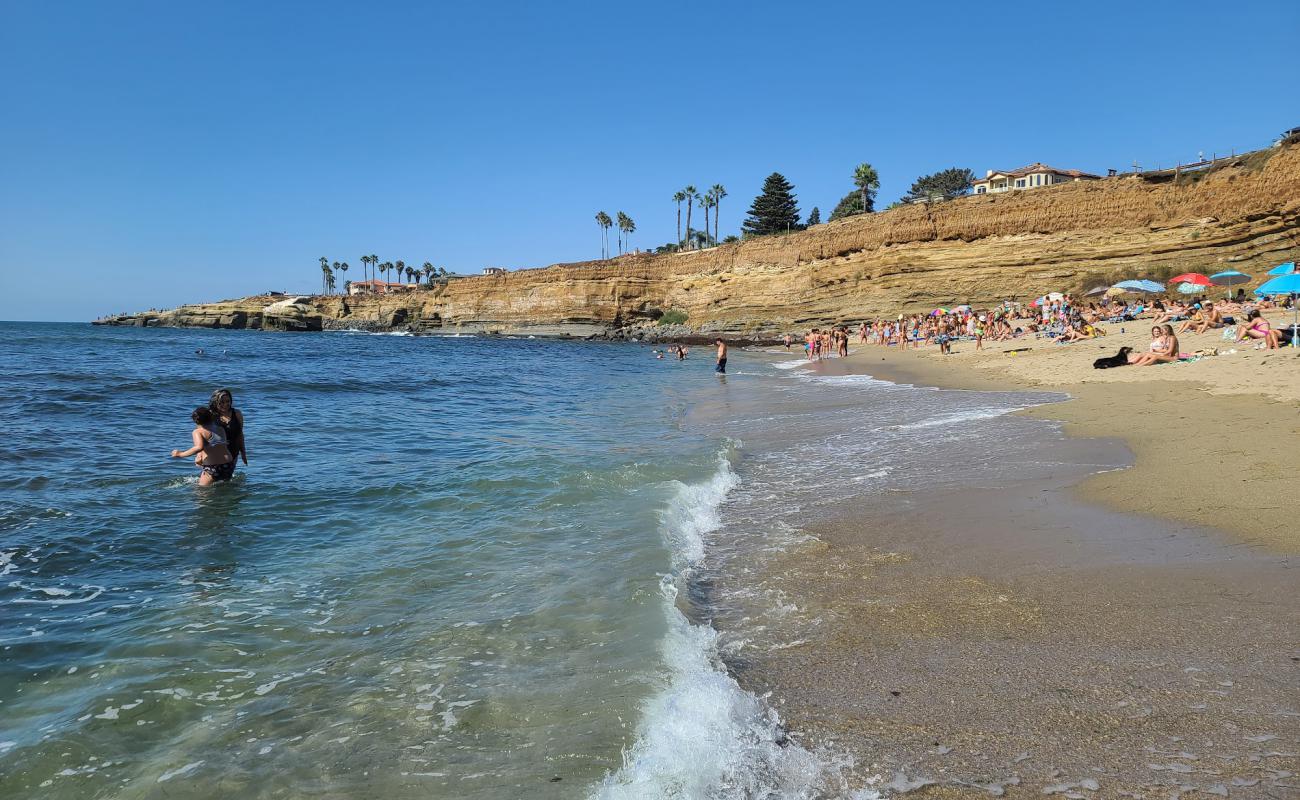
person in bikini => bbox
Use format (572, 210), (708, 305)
(1236, 309), (1280, 348)
(1128, 324), (1179, 366)
(170, 407), (235, 485)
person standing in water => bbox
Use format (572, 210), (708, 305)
(714, 338), (727, 373)
(209, 388), (248, 473)
(171, 407), (234, 485)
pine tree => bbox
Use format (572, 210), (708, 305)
(742, 172), (801, 236)
(902, 167), (976, 203)
(807, 206), (821, 226)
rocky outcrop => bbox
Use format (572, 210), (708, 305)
(95, 296), (320, 332)
(100, 142), (1300, 338)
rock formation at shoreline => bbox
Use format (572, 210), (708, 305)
(98, 141), (1300, 338)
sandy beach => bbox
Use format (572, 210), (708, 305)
(731, 317), (1300, 797)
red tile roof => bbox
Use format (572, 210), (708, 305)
(975, 163), (1102, 183)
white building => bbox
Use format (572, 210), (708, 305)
(972, 163), (1100, 194)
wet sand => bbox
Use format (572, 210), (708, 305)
(732, 351), (1299, 797)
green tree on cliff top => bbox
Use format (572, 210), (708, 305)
(595, 211), (612, 259)
(742, 173), (801, 236)
(709, 184), (727, 243)
(902, 167), (977, 203)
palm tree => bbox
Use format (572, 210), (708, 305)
(369, 254), (378, 284)
(319, 257), (330, 294)
(853, 163), (880, 215)
(620, 213), (636, 252)
(701, 194), (717, 246)
(615, 212), (628, 254)
(381, 261), (393, 285)
(422, 262), (434, 285)
(595, 211), (612, 259)
(710, 184), (727, 244)
(683, 186), (698, 250)
(360, 254), (371, 284)
(673, 190), (687, 247)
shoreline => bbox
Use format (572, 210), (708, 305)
(840, 326), (1300, 552)
(726, 339), (1299, 797)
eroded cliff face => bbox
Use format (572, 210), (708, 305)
(102, 143), (1300, 337)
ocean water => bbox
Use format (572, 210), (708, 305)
(0, 323), (1076, 799)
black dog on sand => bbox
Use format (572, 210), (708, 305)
(1092, 346), (1132, 369)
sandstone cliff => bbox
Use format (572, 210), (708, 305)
(99, 141), (1300, 339)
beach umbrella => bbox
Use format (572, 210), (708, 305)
(930, 307), (948, 316)
(1105, 286), (1129, 297)
(1169, 272), (1212, 286)
(1047, 292), (1065, 301)
(1177, 282), (1205, 295)
(1267, 261), (1297, 276)
(1210, 270), (1252, 300)
(1209, 270), (1251, 286)
(1084, 285), (1109, 296)
(953, 304), (971, 312)
(1113, 279), (1165, 293)
(1253, 273), (1300, 347)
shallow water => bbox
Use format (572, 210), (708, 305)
(1, 325), (1081, 798)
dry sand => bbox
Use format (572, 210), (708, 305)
(851, 312), (1300, 552)
(732, 313), (1300, 798)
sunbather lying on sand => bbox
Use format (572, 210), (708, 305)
(1153, 303), (1189, 325)
(1128, 325), (1179, 366)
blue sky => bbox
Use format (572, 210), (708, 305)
(2, 0), (1296, 321)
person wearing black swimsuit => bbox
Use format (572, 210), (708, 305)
(209, 388), (248, 473)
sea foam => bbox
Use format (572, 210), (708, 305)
(593, 450), (875, 799)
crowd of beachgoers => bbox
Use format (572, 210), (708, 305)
(790, 289), (1298, 365)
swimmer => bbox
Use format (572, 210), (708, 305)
(715, 338), (727, 373)
(170, 406), (234, 486)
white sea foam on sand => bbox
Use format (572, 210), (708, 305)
(592, 450), (876, 800)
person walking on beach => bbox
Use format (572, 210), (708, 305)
(715, 338), (728, 374)
(209, 388), (248, 474)
(783, 334), (791, 350)
(171, 407), (234, 486)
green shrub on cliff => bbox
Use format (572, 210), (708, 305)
(658, 309), (688, 326)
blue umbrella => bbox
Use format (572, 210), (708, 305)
(1254, 273), (1300, 295)
(1113, 279), (1165, 293)
(1209, 270), (1252, 300)
(1253, 273), (1300, 347)
(1267, 261), (1297, 276)
(1209, 270), (1252, 286)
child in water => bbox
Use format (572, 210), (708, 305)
(170, 406), (235, 485)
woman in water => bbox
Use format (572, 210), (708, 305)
(208, 388), (248, 472)
(170, 407), (234, 485)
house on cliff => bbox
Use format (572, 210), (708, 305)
(972, 163), (1100, 194)
(348, 279), (414, 295)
